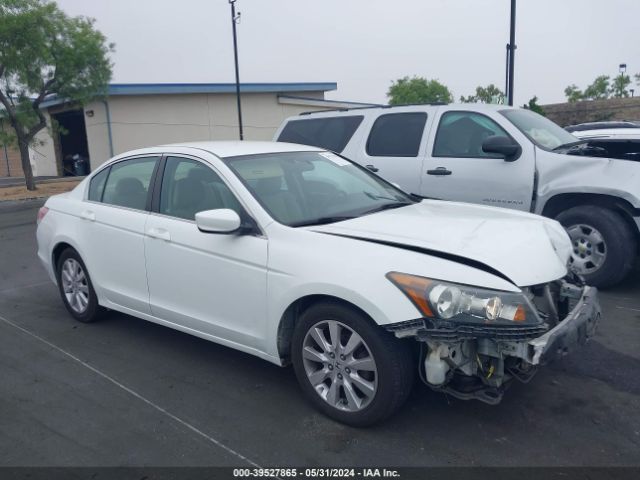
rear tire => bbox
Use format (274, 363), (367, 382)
(56, 248), (104, 323)
(556, 205), (637, 288)
(291, 301), (414, 426)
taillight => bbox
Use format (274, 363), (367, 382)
(37, 206), (49, 225)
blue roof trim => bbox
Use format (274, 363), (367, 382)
(107, 82), (337, 95)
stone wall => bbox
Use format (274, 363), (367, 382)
(542, 97), (640, 127)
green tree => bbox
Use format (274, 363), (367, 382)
(387, 76), (453, 105)
(564, 84), (584, 102)
(635, 72), (640, 86)
(0, 0), (113, 190)
(522, 96), (545, 116)
(610, 74), (631, 98)
(460, 83), (504, 103)
(583, 75), (610, 100)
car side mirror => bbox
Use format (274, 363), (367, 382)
(482, 135), (522, 162)
(195, 209), (242, 234)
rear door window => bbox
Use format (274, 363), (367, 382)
(366, 112), (427, 157)
(101, 157), (159, 210)
(277, 116), (364, 152)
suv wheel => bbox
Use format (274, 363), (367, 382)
(291, 301), (414, 426)
(556, 205), (637, 288)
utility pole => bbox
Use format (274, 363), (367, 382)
(504, 44), (510, 102)
(507, 0), (517, 106)
(229, 0), (243, 140)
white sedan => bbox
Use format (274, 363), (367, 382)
(36, 141), (600, 425)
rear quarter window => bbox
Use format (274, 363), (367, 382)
(277, 116), (364, 152)
(88, 167), (110, 202)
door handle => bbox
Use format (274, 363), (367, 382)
(147, 227), (171, 241)
(365, 164), (379, 173)
(426, 167), (452, 176)
(80, 210), (95, 221)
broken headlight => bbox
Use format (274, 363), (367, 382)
(387, 272), (543, 326)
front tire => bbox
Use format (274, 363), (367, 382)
(56, 248), (104, 323)
(291, 301), (414, 426)
(556, 205), (637, 288)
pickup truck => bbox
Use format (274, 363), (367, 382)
(275, 104), (640, 288)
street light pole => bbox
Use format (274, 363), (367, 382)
(229, 0), (243, 140)
(507, 0), (517, 106)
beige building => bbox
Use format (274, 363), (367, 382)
(28, 82), (372, 177)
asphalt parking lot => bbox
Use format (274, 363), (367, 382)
(1, 199), (639, 467)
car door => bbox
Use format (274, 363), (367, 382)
(420, 109), (535, 211)
(355, 111), (431, 194)
(81, 155), (160, 314)
(143, 155), (269, 349)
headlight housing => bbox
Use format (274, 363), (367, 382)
(387, 272), (543, 326)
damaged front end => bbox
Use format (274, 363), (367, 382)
(385, 272), (600, 404)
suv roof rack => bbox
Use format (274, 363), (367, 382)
(298, 102), (448, 116)
(299, 104), (384, 116)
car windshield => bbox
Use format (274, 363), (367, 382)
(501, 108), (579, 150)
(224, 151), (415, 227)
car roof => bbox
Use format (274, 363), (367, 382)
(572, 128), (640, 139)
(101, 141), (325, 168)
(565, 121), (640, 132)
(160, 141), (322, 157)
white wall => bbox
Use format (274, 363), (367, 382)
(29, 112), (57, 177)
(83, 91), (335, 170)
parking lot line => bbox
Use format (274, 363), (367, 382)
(0, 312), (263, 469)
(616, 305), (640, 313)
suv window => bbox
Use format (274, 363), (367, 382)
(88, 167), (110, 202)
(277, 116), (364, 153)
(101, 157), (158, 210)
(160, 157), (242, 221)
(366, 112), (427, 157)
(434, 111), (510, 158)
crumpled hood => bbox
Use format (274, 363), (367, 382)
(310, 200), (571, 287)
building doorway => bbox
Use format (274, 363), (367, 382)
(52, 109), (90, 176)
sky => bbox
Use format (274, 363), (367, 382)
(54, 0), (640, 106)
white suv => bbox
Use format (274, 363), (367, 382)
(275, 105), (640, 288)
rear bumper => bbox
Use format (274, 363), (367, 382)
(36, 222), (57, 285)
(527, 286), (600, 365)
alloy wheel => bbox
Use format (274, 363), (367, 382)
(61, 258), (90, 314)
(302, 320), (378, 412)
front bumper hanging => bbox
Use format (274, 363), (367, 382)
(527, 285), (600, 365)
(385, 280), (601, 404)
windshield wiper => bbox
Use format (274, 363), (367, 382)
(552, 139), (588, 152)
(363, 191), (408, 202)
(291, 216), (357, 227)
(360, 202), (412, 216)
